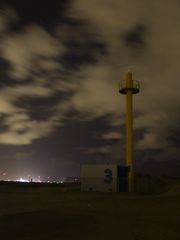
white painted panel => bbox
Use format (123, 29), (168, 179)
(81, 164), (118, 192)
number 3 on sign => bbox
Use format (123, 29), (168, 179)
(104, 169), (112, 184)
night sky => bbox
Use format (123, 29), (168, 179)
(0, 0), (180, 181)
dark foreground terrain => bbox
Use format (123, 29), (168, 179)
(0, 180), (180, 240)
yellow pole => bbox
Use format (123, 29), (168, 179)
(126, 72), (134, 192)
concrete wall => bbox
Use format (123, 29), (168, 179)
(81, 164), (118, 192)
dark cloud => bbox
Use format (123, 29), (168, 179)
(0, 0), (180, 179)
(123, 24), (146, 49)
(62, 41), (107, 69)
(0, 0), (69, 30)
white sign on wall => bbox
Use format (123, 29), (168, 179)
(81, 164), (119, 192)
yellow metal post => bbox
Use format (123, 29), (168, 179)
(119, 72), (140, 192)
(126, 72), (134, 192)
(119, 71), (139, 192)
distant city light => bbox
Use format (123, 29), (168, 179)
(37, 176), (41, 183)
(0, 174), (80, 184)
(16, 178), (29, 183)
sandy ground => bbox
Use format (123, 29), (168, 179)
(0, 183), (180, 240)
